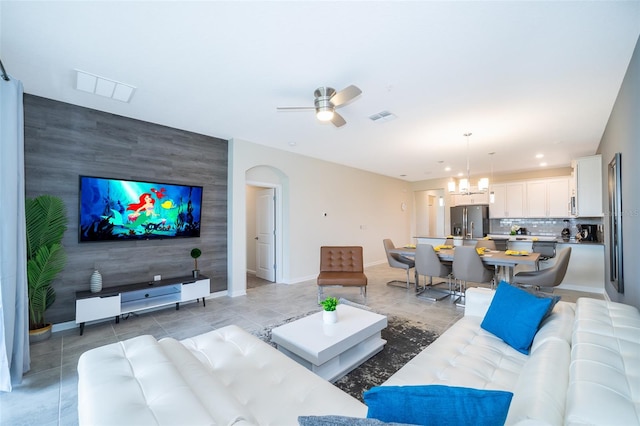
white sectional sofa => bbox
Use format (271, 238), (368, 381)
(77, 288), (640, 425)
(383, 288), (640, 425)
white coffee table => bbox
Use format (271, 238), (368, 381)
(271, 304), (387, 382)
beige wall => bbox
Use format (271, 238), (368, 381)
(229, 138), (413, 295)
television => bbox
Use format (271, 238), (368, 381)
(79, 176), (203, 242)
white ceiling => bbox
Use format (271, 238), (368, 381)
(2, 1), (639, 182)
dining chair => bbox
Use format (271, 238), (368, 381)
(452, 246), (495, 307)
(513, 247), (571, 293)
(414, 244), (452, 301)
(382, 239), (414, 289)
(475, 239), (497, 250)
(475, 239), (499, 287)
(531, 241), (557, 270)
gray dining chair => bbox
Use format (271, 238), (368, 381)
(414, 244), (452, 301)
(513, 247), (571, 293)
(531, 241), (557, 270)
(383, 239), (414, 289)
(475, 239), (497, 250)
(475, 239), (499, 286)
(452, 246), (495, 307)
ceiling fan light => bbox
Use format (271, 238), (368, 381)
(316, 108), (334, 122)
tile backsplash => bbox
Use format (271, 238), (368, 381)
(490, 217), (603, 239)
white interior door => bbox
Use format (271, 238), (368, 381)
(255, 188), (275, 281)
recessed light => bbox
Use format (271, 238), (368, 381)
(444, 166), (451, 172)
(535, 153), (544, 159)
(540, 162), (547, 167)
(288, 141), (297, 146)
(457, 172), (464, 177)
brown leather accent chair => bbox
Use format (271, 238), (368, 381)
(317, 246), (368, 303)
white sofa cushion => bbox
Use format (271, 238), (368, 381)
(158, 337), (258, 425)
(180, 325), (367, 425)
(565, 298), (640, 426)
(382, 315), (528, 391)
(77, 335), (223, 425)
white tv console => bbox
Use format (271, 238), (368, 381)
(75, 275), (210, 335)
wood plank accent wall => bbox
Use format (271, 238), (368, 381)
(24, 95), (228, 325)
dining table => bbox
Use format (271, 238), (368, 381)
(389, 245), (540, 284)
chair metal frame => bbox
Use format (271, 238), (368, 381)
(383, 239), (415, 289)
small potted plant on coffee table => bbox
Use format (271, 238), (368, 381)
(321, 296), (339, 324)
(190, 248), (201, 278)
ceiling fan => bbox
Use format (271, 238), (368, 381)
(277, 85), (362, 127)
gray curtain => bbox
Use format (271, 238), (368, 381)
(0, 73), (30, 392)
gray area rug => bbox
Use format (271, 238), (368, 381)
(253, 306), (439, 402)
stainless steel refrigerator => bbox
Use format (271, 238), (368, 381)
(450, 204), (490, 238)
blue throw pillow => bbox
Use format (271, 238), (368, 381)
(481, 281), (553, 354)
(298, 415), (415, 426)
(364, 385), (513, 426)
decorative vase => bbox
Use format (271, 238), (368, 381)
(90, 270), (103, 293)
(323, 310), (338, 324)
(192, 269), (200, 279)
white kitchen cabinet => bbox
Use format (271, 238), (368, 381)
(451, 191), (489, 206)
(547, 178), (571, 217)
(526, 177), (570, 217)
(489, 182), (525, 218)
(575, 155), (603, 217)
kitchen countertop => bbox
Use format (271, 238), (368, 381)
(415, 235), (603, 245)
(487, 234), (604, 245)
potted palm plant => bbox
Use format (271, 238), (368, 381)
(320, 296), (339, 324)
(26, 195), (68, 342)
(190, 248), (202, 278)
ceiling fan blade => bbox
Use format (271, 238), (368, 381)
(277, 106), (315, 111)
(331, 112), (347, 128)
(330, 85), (362, 107)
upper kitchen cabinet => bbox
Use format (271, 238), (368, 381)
(451, 191), (489, 206)
(574, 155), (603, 217)
(489, 182), (525, 218)
(526, 177), (571, 217)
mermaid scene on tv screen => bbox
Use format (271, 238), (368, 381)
(79, 176), (203, 242)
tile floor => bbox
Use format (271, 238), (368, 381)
(0, 263), (602, 426)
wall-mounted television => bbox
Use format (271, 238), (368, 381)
(79, 176), (203, 242)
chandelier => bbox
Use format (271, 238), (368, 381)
(447, 133), (489, 195)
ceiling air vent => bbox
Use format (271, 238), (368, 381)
(75, 69), (136, 103)
(368, 110), (397, 123)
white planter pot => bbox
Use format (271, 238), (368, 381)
(323, 310), (338, 324)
